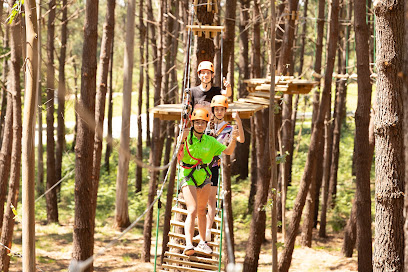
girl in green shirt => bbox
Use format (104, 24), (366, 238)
(179, 108), (238, 255)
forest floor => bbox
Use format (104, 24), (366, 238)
(7, 219), (357, 272)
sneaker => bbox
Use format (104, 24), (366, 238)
(195, 241), (212, 255)
(183, 245), (195, 256)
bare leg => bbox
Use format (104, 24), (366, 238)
(197, 183), (211, 241)
(206, 186), (218, 232)
(182, 185), (197, 246)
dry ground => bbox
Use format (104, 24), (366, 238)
(6, 220), (357, 272)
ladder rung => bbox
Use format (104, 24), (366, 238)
(168, 232), (220, 248)
(170, 221), (221, 235)
(167, 242), (220, 258)
(172, 207), (221, 223)
(164, 251), (219, 265)
(162, 263), (217, 272)
(163, 257), (218, 270)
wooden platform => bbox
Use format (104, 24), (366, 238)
(149, 102), (266, 121)
(244, 77), (319, 94)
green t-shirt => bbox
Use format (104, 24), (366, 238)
(182, 133), (227, 186)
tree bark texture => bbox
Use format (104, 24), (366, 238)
(403, 0), (408, 269)
(46, 0), (58, 223)
(221, 0), (237, 79)
(251, 0), (261, 78)
(318, 110), (333, 238)
(135, 0), (145, 193)
(142, 0), (163, 261)
(278, 0), (340, 269)
(36, 2), (44, 195)
(0, 10), (21, 269)
(0, 26), (8, 148)
(311, 0), (326, 228)
(104, 39), (114, 172)
(243, 110), (271, 272)
(222, 155), (236, 266)
(115, 0), (136, 230)
(373, 0), (404, 271)
(342, 199), (357, 257)
(0, 91), (12, 228)
(22, 0), (39, 269)
(72, 0), (98, 269)
(56, 0), (68, 191)
(354, 0), (373, 270)
(92, 0), (115, 220)
(297, 0), (308, 76)
(277, 0), (299, 75)
(247, 117), (257, 214)
(161, 128), (178, 264)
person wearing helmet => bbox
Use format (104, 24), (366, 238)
(200, 95), (245, 242)
(189, 60), (232, 114)
(178, 108), (238, 256)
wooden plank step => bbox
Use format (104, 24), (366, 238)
(170, 220), (221, 235)
(163, 257), (218, 270)
(186, 25), (225, 32)
(168, 232), (220, 248)
(172, 207), (221, 223)
(167, 242), (220, 258)
(162, 263), (217, 272)
(165, 252), (219, 265)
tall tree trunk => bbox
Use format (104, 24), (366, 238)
(269, 0), (278, 268)
(0, 6), (22, 267)
(145, 23), (151, 147)
(104, 38), (114, 172)
(354, 0), (373, 269)
(373, 0), (404, 271)
(0, 26), (8, 147)
(36, 1), (44, 195)
(92, 0), (115, 220)
(278, 0), (340, 269)
(45, 0), (58, 223)
(142, 0), (163, 262)
(115, 0), (135, 229)
(304, 0), (330, 241)
(403, 0), (408, 268)
(56, 0), (68, 196)
(0, 97), (22, 272)
(0, 91), (12, 228)
(72, 0), (98, 270)
(243, 110), (271, 272)
(135, 0), (145, 193)
(22, 0), (38, 269)
(231, 0), (250, 181)
(311, 0), (326, 229)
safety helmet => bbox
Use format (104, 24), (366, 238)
(191, 108), (210, 122)
(211, 95), (229, 109)
(197, 61), (215, 74)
